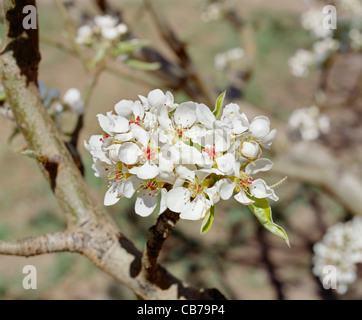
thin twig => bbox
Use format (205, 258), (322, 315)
(0, 231), (83, 257)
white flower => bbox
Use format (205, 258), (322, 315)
(313, 217), (362, 295)
(288, 49), (314, 77)
(313, 38), (339, 65)
(76, 25), (93, 44)
(166, 170), (220, 220)
(288, 106), (330, 141)
(63, 88), (84, 115)
(248, 116), (277, 149)
(301, 8), (333, 39)
(218, 159), (277, 205)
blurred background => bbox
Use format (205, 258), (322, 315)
(0, 0), (362, 299)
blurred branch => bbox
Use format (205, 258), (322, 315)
(257, 225), (285, 300)
(142, 0), (215, 106)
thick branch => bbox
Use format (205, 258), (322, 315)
(142, 209), (180, 283)
(0, 0), (226, 300)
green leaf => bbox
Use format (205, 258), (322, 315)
(112, 40), (150, 57)
(200, 205), (215, 234)
(248, 197), (290, 246)
(213, 91), (226, 120)
(124, 59), (161, 71)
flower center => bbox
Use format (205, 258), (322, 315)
(204, 147), (217, 159)
(129, 115), (142, 126)
(188, 180), (205, 198)
(234, 173), (253, 192)
(141, 146), (156, 161)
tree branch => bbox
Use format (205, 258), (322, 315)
(142, 209), (180, 283)
(0, 0), (226, 300)
(0, 231), (83, 257)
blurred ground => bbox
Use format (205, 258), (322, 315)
(0, 0), (361, 300)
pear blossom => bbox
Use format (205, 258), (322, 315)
(76, 14), (129, 45)
(313, 217), (362, 294)
(85, 89), (281, 236)
(288, 105), (330, 141)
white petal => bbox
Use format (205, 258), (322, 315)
(132, 100), (144, 119)
(234, 190), (254, 205)
(157, 107), (172, 130)
(214, 129), (230, 152)
(249, 116), (270, 140)
(245, 158), (274, 175)
(240, 141), (260, 159)
(136, 161), (159, 180)
(158, 188), (167, 215)
(123, 176), (142, 198)
(196, 103), (215, 129)
(206, 184), (220, 205)
(176, 165), (196, 181)
(147, 89), (166, 108)
(250, 179), (279, 201)
(174, 102), (196, 128)
(112, 116), (129, 133)
(178, 142), (204, 166)
(130, 124), (149, 147)
(232, 114), (249, 134)
(97, 114), (113, 135)
(180, 197), (208, 220)
(114, 132), (134, 142)
(115, 99), (134, 117)
(135, 190), (158, 217)
(218, 178), (235, 200)
(216, 153), (235, 175)
(118, 142), (141, 165)
(166, 187), (190, 213)
(261, 128), (277, 147)
(104, 184), (121, 206)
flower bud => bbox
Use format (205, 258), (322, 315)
(240, 141), (259, 159)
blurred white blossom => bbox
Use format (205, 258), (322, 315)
(288, 105), (330, 141)
(76, 15), (128, 44)
(288, 49), (314, 77)
(214, 47), (244, 71)
(63, 88), (84, 115)
(301, 8), (333, 39)
(313, 217), (362, 294)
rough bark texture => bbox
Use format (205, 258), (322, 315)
(0, 0), (226, 300)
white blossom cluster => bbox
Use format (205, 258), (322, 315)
(76, 15), (128, 44)
(38, 83), (84, 117)
(214, 47), (245, 71)
(200, 0), (236, 22)
(313, 217), (362, 295)
(288, 38), (339, 78)
(85, 89), (278, 221)
(289, 0), (362, 77)
(288, 105), (330, 141)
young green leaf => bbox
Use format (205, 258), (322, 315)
(200, 205), (215, 234)
(124, 59), (161, 71)
(213, 91), (226, 120)
(248, 197), (290, 246)
(112, 40), (150, 57)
